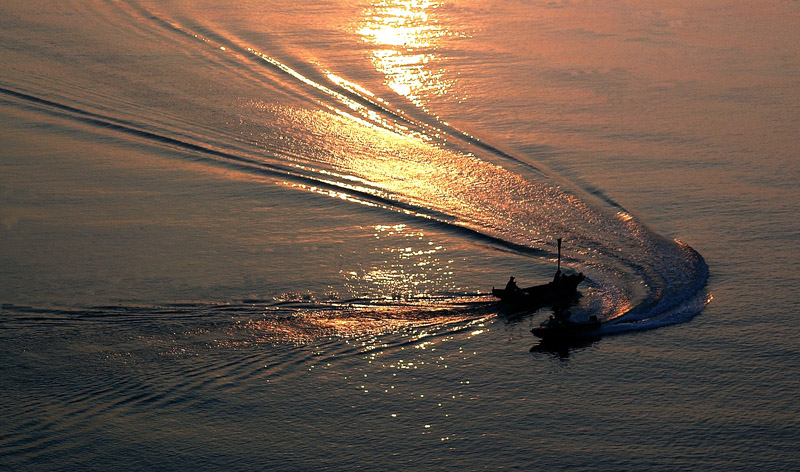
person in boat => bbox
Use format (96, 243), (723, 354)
(504, 276), (518, 292)
(552, 269), (562, 284)
(554, 307), (571, 323)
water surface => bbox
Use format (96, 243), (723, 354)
(1, 1), (798, 470)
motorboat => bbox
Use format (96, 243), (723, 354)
(491, 272), (584, 307)
(492, 237), (584, 309)
(530, 312), (602, 340)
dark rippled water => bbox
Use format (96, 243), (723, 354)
(1, 1), (798, 470)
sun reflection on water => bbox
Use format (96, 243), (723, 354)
(357, 0), (458, 109)
(344, 223), (456, 299)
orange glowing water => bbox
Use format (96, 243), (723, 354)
(1, 0), (797, 470)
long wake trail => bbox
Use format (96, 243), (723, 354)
(3, 0), (709, 337)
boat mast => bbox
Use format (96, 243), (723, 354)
(557, 237), (562, 272)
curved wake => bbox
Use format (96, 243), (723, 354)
(1, 0), (709, 340)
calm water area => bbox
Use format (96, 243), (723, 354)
(1, 1), (798, 470)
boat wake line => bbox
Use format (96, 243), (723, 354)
(2, 0), (710, 339)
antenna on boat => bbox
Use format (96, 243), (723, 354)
(557, 237), (562, 272)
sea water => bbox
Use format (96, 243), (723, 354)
(1, 1), (798, 470)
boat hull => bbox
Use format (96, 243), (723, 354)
(492, 274), (584, 308)
(530, 318), (602, 340)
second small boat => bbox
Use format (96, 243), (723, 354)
(530, 311), (602, 340)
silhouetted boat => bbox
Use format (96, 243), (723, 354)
(530, 314), (602, 340)
(529, 334), (599, 358)
(491, 272), (584, 307)
(491, 237), (584, 309)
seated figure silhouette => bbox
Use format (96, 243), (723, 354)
(505, 276), (518, 291)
